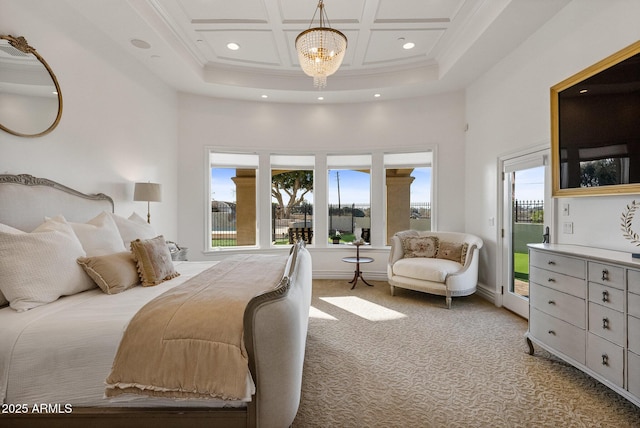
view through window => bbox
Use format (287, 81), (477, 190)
(327, 155), (371, 244)
(207, 149), (434, 249)
(384, 152), (432, 244)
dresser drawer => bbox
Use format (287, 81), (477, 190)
(530, 307), (585, 364)
(588, 282), (624, 312)
(629, 269), (640, 295)
(588, 262), (624, 290)
(629, 292), (640, 319)
(530, 284), (585, 329)
(629, 315), (640, 354)
(586, 333), (624, 388)
(530, 250), (585, 278)
(530, 266), (586, 299)
(588, 302), (624, 346)
(629, 351), (640, 399)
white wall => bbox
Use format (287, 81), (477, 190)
(177, 92), (467, 275)
(465, 0), (640, 297)
(0, 0), (179, 239)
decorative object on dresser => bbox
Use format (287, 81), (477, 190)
(621, 200), (640, 258)
(526, 243), (640, 407)
(387, 230), (483, 308)
(133, 181), (161, 223)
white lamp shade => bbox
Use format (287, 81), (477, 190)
(134, 182), (162, 202)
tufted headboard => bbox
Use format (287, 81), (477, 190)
(0, 174), (114, 232)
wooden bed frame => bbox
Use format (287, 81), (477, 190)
(0, 174), (312, 428)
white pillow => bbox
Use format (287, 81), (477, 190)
(0, 223), (22, 307)
(109, 212), (156, 248)
(65, 212), (126, 257)
(0, 216), (95, 311)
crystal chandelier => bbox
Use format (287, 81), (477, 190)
(295, 0), (347, 89)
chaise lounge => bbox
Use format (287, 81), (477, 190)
(387, 230), (483, 308)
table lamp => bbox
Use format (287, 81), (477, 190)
(133, 182), (161, 223)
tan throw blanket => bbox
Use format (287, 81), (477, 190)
(105, 253), (287, 400)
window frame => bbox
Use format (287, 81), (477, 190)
(204, 147), (436, 253)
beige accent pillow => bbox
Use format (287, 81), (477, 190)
(110, 212), (156, 248)
(437, 241), (469, 264)
(402, 236), (439, 258)
(130, 235), (180, 286)
(0, 216), (94, 311)
(77, 252), (140, 294)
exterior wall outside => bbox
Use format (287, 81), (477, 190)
(465, 0), (640, 300)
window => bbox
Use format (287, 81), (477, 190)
(206, 149), (434, 250)
(327, 155), (371, 244)
(384, 152), (432, 244)
(270, 155), (314, 245)
(209, 152), (258, 248)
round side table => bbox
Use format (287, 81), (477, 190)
(342, 242), (374, 289)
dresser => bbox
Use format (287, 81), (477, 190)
(527, 243), (640, 407)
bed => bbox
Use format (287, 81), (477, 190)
(0, 174), (313, 428)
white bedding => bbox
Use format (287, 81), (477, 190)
(0, 261), (253, 408)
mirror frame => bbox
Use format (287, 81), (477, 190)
(0, 35), (63, 138)
(551, 40), (640, 197)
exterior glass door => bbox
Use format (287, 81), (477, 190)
(502, 150), (548, 318)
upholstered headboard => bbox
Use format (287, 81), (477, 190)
(0, 174), (114, 232)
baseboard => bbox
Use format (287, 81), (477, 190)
(475, 282), (496, 304)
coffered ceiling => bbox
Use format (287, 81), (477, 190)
(66, 0), (571, 103)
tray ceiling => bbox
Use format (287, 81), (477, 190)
(66, 0), (571, 103)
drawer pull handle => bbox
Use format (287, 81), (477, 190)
(548, 300), (555, 305)
(547, 278), (556, 283)
(548, 330), (556, 336)
(602, 290), (609, 303)
(602, 354), (609, 366)
(547, 260), (556, 265)
(601, 269), (609, 281)
(602, 317), (609, 329)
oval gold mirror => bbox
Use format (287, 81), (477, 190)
(0, 35), (63, 138)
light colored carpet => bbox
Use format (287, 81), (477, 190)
(293, 280), (640, 427)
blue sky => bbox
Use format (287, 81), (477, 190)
(211, 167), (432, 204)
(513, 166), (545, 200)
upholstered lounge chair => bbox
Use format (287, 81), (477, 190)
(387, 230), (483, 308)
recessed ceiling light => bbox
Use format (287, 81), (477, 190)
(227, 42), (240, 51)
(317, 96), (324, 101)
(402, 42), (415, 50)
(261, 94), (268, 99)
(374, 93), (381, 98)
(131, 39), (151, 49)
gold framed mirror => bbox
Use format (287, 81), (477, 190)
(551, 40), (640, 197)
(0, 35), (63, 138)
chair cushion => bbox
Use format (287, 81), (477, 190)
(437, 241), (469, 264)
(392, 257), (462, 283)
(401, 236), (439, 258)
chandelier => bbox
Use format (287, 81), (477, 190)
(295, 0), (347, 89)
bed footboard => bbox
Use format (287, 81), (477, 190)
(244, 241), (313, 428)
